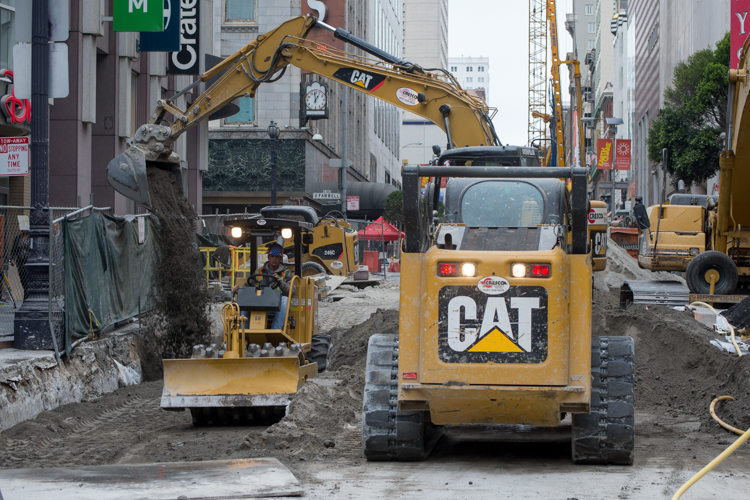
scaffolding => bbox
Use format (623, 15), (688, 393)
(528, 0), (548, 148)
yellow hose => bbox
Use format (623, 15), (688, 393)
(672, 397), (750, 500)
(710, 397), (744, 435)
(689, 301), (743, 357)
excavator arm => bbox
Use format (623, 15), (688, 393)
(107, 16), (499, 208)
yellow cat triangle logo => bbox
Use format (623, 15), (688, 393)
(468, 326), (524, 353)
(354, 81), (366, 88)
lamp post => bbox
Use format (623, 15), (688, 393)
(14, 0), (56, 350)
(267, 121), (280, 205)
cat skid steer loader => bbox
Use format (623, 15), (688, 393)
(362, 154), (635, 465)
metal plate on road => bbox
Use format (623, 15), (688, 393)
(0, 458), (303, 499)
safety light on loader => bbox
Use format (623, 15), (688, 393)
(531, 264), (551, 277)
(281, 228), (293, 239)
(511, 263), (527, 278)
(231, 227), (243, 238)
(438, 263), (458, 277)
(461, 263), (476, 277)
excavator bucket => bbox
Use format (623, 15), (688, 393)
(105, 146), (182, 209)
(160, 355), (317, 409)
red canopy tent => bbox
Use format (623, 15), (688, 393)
(357, 216), (404, 241)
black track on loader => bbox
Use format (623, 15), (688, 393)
(572, 336), (635, 465)
(362, 334), (438, 461)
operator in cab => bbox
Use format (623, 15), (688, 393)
(233, 243), (294, 329)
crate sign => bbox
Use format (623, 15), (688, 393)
(0, 137), (29, 176)
(114, 0), (165, 32)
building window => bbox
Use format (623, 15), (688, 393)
(588, 22), (596, 33)
(585, 4), (594, 16)
(385, 170), (391, 185)
(225, 0), (256, 22)
(478, 66), (484, 72)
(478, 77), (484, 83)
(467, 66), (473, 72)
(588, 39), (596, 50)
(467, 77), (472, 83)
(450, 66), (457, 72)
(0, 2), (15, 70)
(226, 96), (255, 123)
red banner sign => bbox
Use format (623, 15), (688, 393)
(615, 139), (631, 170)
(732, 0), (750, 69)
(597, 139), (613, 170)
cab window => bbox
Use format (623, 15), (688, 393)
(460, 181), (545, 227)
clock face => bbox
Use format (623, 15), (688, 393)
(306, 89), (327, 111)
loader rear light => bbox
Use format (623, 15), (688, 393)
(531, 264), (551, 277)
(511, 263), (551, 278)
(438, 263), (458, 277)
(402, 372), (418, 380)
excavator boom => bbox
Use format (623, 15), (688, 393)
(107, 15), (499, 208)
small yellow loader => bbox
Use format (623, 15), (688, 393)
(162, 217), (329, 425)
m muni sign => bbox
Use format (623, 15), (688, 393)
(114, 0), (164, 32)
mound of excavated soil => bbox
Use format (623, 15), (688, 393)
(594, 285), (750, 432)
(237, 308), (399, 459)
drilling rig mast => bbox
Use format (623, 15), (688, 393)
(528, 0), (548, 148)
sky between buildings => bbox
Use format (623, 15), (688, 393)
(448, 0), (574, 147)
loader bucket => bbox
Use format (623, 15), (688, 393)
(160, 355), (317, 409)
(106, 146), (182, 209)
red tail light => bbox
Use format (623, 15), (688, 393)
(402, 372), (418, 380)
(438, 263), (458, 277)
(531, 264), (551, 277)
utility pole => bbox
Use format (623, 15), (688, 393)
(14, 0), (55, 349)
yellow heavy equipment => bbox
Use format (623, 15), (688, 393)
(108, 15), (535, 422)
(637, 36), (750, 297)
(362, 153), (635, 464)
(162, 217), (323, 425)
(258, 206), (359, 277)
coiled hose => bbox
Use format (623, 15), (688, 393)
(671, 397), (749, 500)
(689, 301), (742, 357)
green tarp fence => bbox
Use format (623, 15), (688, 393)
(63, 213), (159, 355)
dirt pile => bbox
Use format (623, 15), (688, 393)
(594, 288), (750, 431)
(145, 166), (211, 360)
(237, 308), (400, 459)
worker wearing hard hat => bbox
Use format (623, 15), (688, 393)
(233, 243), (294, 330)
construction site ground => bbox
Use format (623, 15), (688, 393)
(2, 248), (750, 499)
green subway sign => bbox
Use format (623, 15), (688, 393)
(114, 0), (164, 32)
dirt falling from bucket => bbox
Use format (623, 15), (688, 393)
(145, 166), (211, 360)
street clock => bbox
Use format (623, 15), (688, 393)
(300, 81), (329, 123)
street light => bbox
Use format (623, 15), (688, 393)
(401, 142), (423, 165)
(267, 121), (281, 205)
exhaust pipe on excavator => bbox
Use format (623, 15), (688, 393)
(106, 125), (183, 210)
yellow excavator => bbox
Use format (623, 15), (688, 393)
(258, 206), (359, 277)
(110, 15), (533, 423)
(636, 36), (750, 298)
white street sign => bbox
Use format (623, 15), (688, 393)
(0, 137), (30, 176)
(313, 192), (341, 200)
(13, 42), (70, 99)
